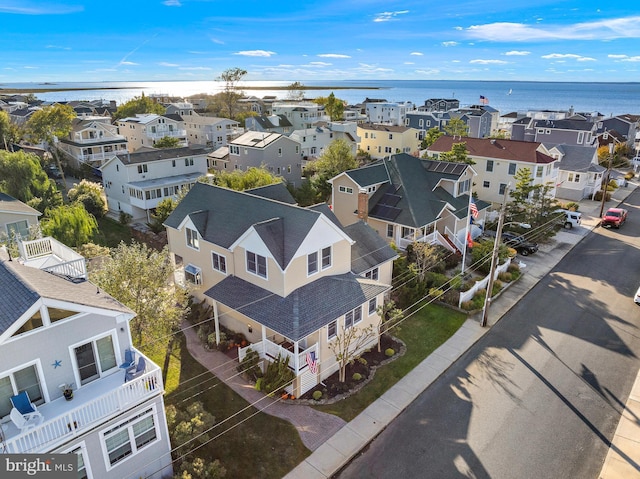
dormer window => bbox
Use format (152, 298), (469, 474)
(186, 227), (199, 250)
(246, 251), (267, 278)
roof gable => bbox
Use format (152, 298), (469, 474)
(429, 136), (556, 164)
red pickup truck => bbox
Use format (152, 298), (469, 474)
(601, 207), (628, 228)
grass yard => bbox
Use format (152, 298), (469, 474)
(311, 302), (466, 422)
(144, 334), (310, 479)
(94, 216), (132, 247)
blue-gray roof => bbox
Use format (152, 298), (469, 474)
(344, 221), (398, 274)
(204, 273), (388, 341)
(164, 183), (321, 269)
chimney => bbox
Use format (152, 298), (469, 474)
(357, 189), (368, 222)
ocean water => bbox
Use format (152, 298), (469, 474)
(2, 80), (639, 117)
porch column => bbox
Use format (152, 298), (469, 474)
(261, 325), (267, 342)
(213, 300), (220, 345)
(293, 342), (300, 375)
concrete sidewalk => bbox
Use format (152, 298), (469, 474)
(284, 180), (640, 479)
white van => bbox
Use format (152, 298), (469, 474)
(555, 209), (582, 229)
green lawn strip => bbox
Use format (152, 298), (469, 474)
(312, 303), (467, 422)
(94, 216), (132, 247)
(160, 334), (309, 479)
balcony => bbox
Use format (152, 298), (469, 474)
(238, 339), (318, 376)
(18, 237), (87, 281)
(147, 129), (187, 140)
(1, 354), (163, 454)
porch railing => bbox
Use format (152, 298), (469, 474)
(3, 369), (162, 454)
(18, 237), (87, 280)
(239, 340), (318, 376)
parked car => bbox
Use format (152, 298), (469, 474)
(45, 164), (62, 179)
(501, 231), (539, 256)
(601, 207), (628, 228)
(554, 209), (582, 229)
(635, 285), (640, 305)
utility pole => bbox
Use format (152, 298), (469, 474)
(481, 184), (510, 328)
(599, 143), (613, 219)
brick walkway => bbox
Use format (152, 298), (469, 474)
(182, 325), (346, 451)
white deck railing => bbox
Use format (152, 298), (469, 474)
(18, 237), (87, 280)
(458, 257), (512, 307)
(3, 369), (162, 454)
(239, 339), (318, 375)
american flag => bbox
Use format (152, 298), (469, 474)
(306, 351), (318, 374)
(470, 199), (479, 218)
(479, 95), (489, 105)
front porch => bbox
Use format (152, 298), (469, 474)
(1, 354), (163, 454)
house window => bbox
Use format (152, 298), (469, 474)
(73, 334), (117, 385)
(102, 407), (158, 469)
(246, 251), (267, 278)
(186, 227), (199, 250)
(483, 181), (490, 188)
(6, 219), (29, 239)
(389, 133), (393, 140)
(321, 246), (331, 269)
(172, 160), (176, 167)
(278, 148), (282, 157)
(184, 158), (194, 166)
(338, 185), (353, 194)
(369, 298), (377, 315)
(344, 306), (362, 329)
(230, 145), (239, 155)
(499, 183), (507, 195)
(508, 163), (516, 175)
(486, 160), (494, 172)
(308, 251), (318, 275)
(401, 226), (414, 238)
(577, 132), (584, 144)
(386, 224), (394, 238)
(536, 166), (543, 178)
(185, 264), (202, 285)
(0, 364), (44, 418)
(419, 119), (424, 127)
(328, 320), (337, 340)
(211, 252), (227, 274)
(137, 164), (148, 174)
(365, 268), (379, 281)
(66, 444), (92, 479)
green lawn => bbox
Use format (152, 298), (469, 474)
(144, 335), (310, 479)
(94, 216), (132, 247)
(311, 302), (467, 421)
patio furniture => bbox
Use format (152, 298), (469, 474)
(10, 391), (41, 418)
(10, 408), (43, 433)
(119, 348), (136, 369)
(124, 357), (146, 382)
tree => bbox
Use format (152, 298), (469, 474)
(154, 136), (181, 149)
(67, 179), (106, 218)
(439, 142), (473, 164)
(175, 457), (226, 479)
(0, 150), (63, 212)
(113, 93), (165, 120)
(375, 301), (403, 353)
(328, 323), (376, 382)
(443, 118), (469, 138)
(0, 110), (20, 150)
(234, 110), (259, 127)
(148, 197), (178, 233)
(286, 81), (305, 100)
(205, 167), (282, 191)
(25, 104), (76, 145)
(307, 139), (358, 201)
(89, 242), (190, 353)
(410, 242), (441, 282)
(41, 203), (98, 247)
(314, 93), (345, 121)
(421, 127), (444, 149)
(216, 67), (247, 119)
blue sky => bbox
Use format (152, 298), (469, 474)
(1, 0), (639, 83)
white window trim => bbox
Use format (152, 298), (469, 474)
(69, 331), (120, 389)
(338, 185), (353, 194)
(100, 405), (160, 471)
(185, 263), (202, 285)
(368, 298), (377, 316)
(307, 251), (318, 276)
(62, 442), (93, 479)
(321, 246), (332, 270)
(327, 320), (337, 340)
(185, 227), (199, 251)
(211, 252), (227, 275)
(246, 251), (267, 279)
(0, 359), (49, 413)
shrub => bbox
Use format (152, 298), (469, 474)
(426, 271), (448, 288)
(593, 190), (611, 202)
(261, 354), (295, 395)
(429, 287), (445, 299)
(254, 378), (262, 391)
(461, 301), (475, 311)
(118, 211), (132, 225)
(238, 348), (262, 381)
(385, 348), (395, 357)
(352, 372), (362, 381)
(312, 390), (323, 401)
(498, 272), (512, 282)
(625, 171), (635, 180)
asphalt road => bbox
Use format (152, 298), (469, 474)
(337, 189), (640, 479)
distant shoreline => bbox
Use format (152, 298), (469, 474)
(0, 85), (383, 95)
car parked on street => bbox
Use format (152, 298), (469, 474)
(554, 209), (582, 229)
(501, 231), (539, 256)
(635, 285), (640, 305)
(601, 207), (628, 228)
(45, 164), (62, 179)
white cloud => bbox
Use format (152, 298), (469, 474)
(404, 62), (415, 65)
(410, 52), (423, 56)
(465, 16), (640, 42)
(608, 54), (628, 58)
(415, 68), (440, 75)
(373, 10), (409, 23)
(211, 38), (224, 45)
(504, 51), (530, 56)
(159, 62), (179, 67)
(542, 53), (595, 61)
(119, 61), (138, 65)
(469, 59), (508, 64)
(308, 61), (331, 66)
(163, 0), (181, 6)
(0, 4), (84, 15)
(577, 57), (596, 62)
(609, 54), (640, 62)
(23, 66), (38, 69)
(318, 53), (351, 59)
(442, 42), (458, 47)
(45, 45), (71, 50)
(234, 50), (276, 57)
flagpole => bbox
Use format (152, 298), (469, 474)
(461, 182), (473, 274)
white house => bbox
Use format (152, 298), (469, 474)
(116, 114), (187, 152)
(165, 102), (243, 149)
(289, 121), (360, 161)
(0, 193), (41, 243)
(101, 146), (210, 220)
(366, 101), (415, 126)
(58, 117), (129, 170)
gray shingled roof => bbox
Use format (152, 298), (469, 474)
(204, 273), (388, 341)
(344, 162), (390, 188)
(115, 146), (211, 165)
(551, 144), (604, 173)
(164, 183), (321, 270)
(0, 193), (41, 216)
(0, 252), (133, 335)
(245, 183), (297, 204)
(533, 119), (594, 131)
(344, 221), (398, 274)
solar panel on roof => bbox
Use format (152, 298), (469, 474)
(370, 204), (401, 221)
(379, 193), (401, 207)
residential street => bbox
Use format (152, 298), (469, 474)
(337, 188), (640, 479)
